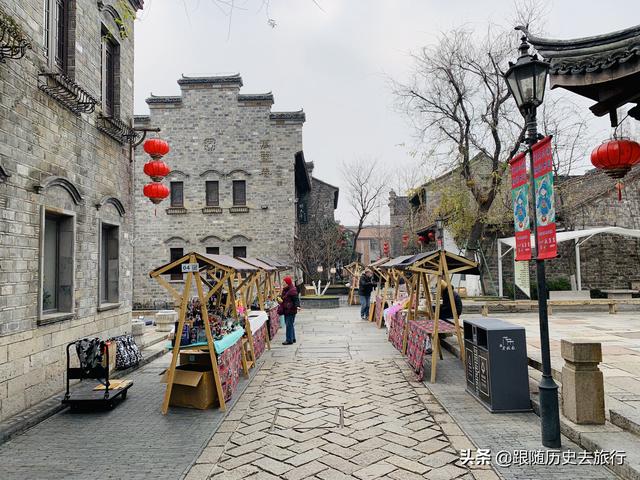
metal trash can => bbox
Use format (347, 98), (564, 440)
(464, 318), (531, 413)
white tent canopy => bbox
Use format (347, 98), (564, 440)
(497, 227), (640, 296)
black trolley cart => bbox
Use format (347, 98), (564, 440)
(62, 339), (133, 411)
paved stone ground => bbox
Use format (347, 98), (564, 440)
(0, 353), (254, 480)
(427, 350), (620, 480)
(467, 311), (640, 419)
(185, 307), (497, 480)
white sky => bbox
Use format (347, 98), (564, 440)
(133, 0), (640, 224)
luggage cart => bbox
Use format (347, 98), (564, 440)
(62, 339), (133, 411)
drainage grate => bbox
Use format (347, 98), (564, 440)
(270, 407), (344, 431)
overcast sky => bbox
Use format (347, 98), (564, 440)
(134, 0), (639, 224)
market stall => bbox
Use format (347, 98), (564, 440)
(344, 261), (364, 305)
(240, 257), (277, 310)
(149, 252), (260, 414)
(257, 257), (289, 340)
(405, 249), (480, 383)
(366, 257), (390, 324)
(376, 255), (415, 347)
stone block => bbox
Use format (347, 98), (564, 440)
(561, 339), (605, 425)
(561, 339), (602, 363)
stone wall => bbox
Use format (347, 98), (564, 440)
(132, 76), (304, 309)
(0, 0), (140, 420)
(308, 177), (338, 221)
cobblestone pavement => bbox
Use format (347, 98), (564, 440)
(0, 353), (254, 480)
(427, 350), (620, 480)
(185, 307), (497, 480)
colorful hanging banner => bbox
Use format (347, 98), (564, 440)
(532, 136), (557, 260)
(509, 151), (531, 261)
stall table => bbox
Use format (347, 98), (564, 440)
(406, 319), (456, 381)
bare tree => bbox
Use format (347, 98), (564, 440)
(394, 26), (525, 256)
(343, 159), (387, 260)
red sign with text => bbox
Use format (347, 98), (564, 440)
(531, 136), (557, 260)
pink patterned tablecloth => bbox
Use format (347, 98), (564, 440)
(268, 307), (280, 339)
(217, 339), (242, 402)
(388, 309), (407, 353)
(406, 319), (456, 380)
(252, 323), (267, 360)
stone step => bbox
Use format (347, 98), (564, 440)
(610, 407), (640, 438)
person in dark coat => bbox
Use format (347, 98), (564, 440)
(358, 269), (376, 320)
(279, 276), (299, 345)
(439, 280), (462, 322)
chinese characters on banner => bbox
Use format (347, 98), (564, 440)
(532, 136), (557, 260)
(509, 152), (531, 261)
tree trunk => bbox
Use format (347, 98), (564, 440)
(465, 203), (490, 295)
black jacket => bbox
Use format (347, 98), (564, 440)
(440, 291), (463, 320)
(358, 275), (376, 296)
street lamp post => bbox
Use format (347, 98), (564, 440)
(505, 35), (561, 449)
(435, 216), (445, 250)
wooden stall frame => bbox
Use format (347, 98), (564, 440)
(344, 261), (363, 305)
(408, 250), (479, 383)
(150, 254), (227, 414)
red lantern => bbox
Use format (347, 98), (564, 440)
(418, 235), (427, 244)
(383, 242), (390, 255)
(143, 160), (171, 182)
(591, 139), (640, 179)
(143, 138), (170, 159)
(428, 231), (435, 241)
(402, 233), (409, 248)
(143, 182), (170, 204)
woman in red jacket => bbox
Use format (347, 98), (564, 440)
(278, 276), (299, 345)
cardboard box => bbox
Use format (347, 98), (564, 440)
(179, 350), (213, 368)
(160, 364), (219, 410)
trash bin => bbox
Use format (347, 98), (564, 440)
(464, 318), (531, 413)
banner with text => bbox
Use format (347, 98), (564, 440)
(514, 260), (531, 298)
(532, 136), (557, 260)
(510, 151), (531, 261)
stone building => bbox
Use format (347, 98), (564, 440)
(0, 0), (142, 420)
(390, 163), (640, 295)
(347, 225), (392, 265)
(132, 75), (310, 309)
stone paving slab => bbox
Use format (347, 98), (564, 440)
(186, 307), (495, 480)
(426, 350), (621, 480)
(0, 354), (256, 480)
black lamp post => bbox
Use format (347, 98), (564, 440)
(504, 35), (561, 449)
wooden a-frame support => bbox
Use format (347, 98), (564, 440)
(151, 254), (227, 415)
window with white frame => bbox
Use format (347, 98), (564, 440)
(43, 0), (72, 73)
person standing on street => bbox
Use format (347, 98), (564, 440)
(358, 269), (376, 320)
(279, 276), (299, 345)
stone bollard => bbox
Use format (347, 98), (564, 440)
(155, 310), (177, 332)
(131, 320), (145, 348)
(561, 339), (605, 424)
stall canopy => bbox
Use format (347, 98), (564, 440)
(258, 257), (290, 270)
(497, 227), (640, 295)
(241, 257), (277, 271)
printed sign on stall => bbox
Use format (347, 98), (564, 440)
(531, 136), (557, 260)
(509, 152), (531, 261)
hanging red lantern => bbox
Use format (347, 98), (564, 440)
(143, 160), (171, 182)
(143, 138), (170, 159)
(402, 233), (409, 248)
(591, 138), (640, 179)
(427, 231), (435, 241)
(418, 235), (427, 244)
(143, 182), (170, 204)
(591, 138), (640, 202)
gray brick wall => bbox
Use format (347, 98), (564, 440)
(0, 0), (140, 420)
(132, 76), (304, 309)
